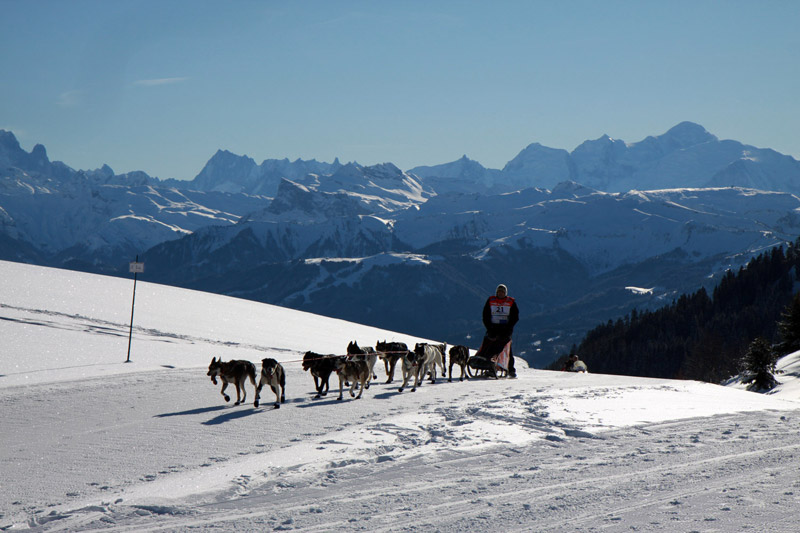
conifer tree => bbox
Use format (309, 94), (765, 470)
(777, 292), (800, 355)
(740, 337), (778, 391)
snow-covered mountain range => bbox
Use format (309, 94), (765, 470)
(2, 124), (800, 367)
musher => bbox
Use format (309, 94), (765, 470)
(480, 283), (519, 378)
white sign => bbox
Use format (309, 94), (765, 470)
(129, 262), (145, 274)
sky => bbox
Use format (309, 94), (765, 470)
(2, 259), (800, 530)
(2, 0), (799, 181)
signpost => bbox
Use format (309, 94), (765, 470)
(126, 256), (144, 363)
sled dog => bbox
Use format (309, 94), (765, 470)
(448, 345), (470, 382)
(414, 343), (446, 385)
(302, 351), (339, 398)
(207, 357), (256, 405)
(333, 357), (371, 400)
(254, 358), (286, 409)
(398, 349), (422, 393)
(375, 340), (408, 384)
(346, 341), (378, 387)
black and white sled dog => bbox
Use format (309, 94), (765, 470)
(448, 345), (470, 382)
(207, 357), (256, 405)
(346, 341), (378, 388)
(397, 347), (422, 393)
(398, 343), (444, 392)
(375, 340), (408, 384)
(302, 351), (339, 398)
(254, 358), (286, 409)
(333, 357), (371, 400)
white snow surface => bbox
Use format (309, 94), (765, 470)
(2, 260), (800, 532)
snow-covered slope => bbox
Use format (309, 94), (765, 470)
(1, 260), (799, 531)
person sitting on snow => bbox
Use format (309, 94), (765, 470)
(562, 354), (588, 373)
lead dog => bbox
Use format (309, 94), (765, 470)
(254, 358), (286, 409)
(448, 345), (470, 382)
(333, 357), (371, 400)
(207, 357), (256, 405)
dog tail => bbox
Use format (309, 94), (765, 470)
(248, 362), (257, 386)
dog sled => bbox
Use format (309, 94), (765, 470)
(467, 336), (511, 379)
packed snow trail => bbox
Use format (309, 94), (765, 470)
(33, 410), (800, 532)
(4, 364), (800, 532)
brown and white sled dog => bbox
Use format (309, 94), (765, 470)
(207, 357), (256, 405)
(346, 341), (378, 388)
(333, 357), (371, 400)
(254, 358), (286, 409)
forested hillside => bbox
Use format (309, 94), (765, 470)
(562, 239), (800, 382)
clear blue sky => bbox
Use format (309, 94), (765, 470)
(2, 0), (798, 180)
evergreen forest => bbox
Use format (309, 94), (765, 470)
(557, 238), (800, 383)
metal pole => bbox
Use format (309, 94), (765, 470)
(126, 255), (138, 363)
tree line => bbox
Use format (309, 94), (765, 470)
(552, 238), (800, 385)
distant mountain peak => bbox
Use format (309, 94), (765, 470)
(662, 121), (716, 146)
(550, 180), (598, 197)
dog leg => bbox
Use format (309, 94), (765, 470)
(271, 384), (280, 409)
(337, 375), (345, 401)
(355, 377), (365, 399)
(386, 358), (396, 384)
(240, 377), (249, 405)
(398, 368), (408, 393)
(382, 358), (390, 382)
(220, 381), (231, 403)
(254, 379), (263, 408)
(234, 386), (241, 405)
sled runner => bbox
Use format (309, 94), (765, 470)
(467, 337), (511, 379)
